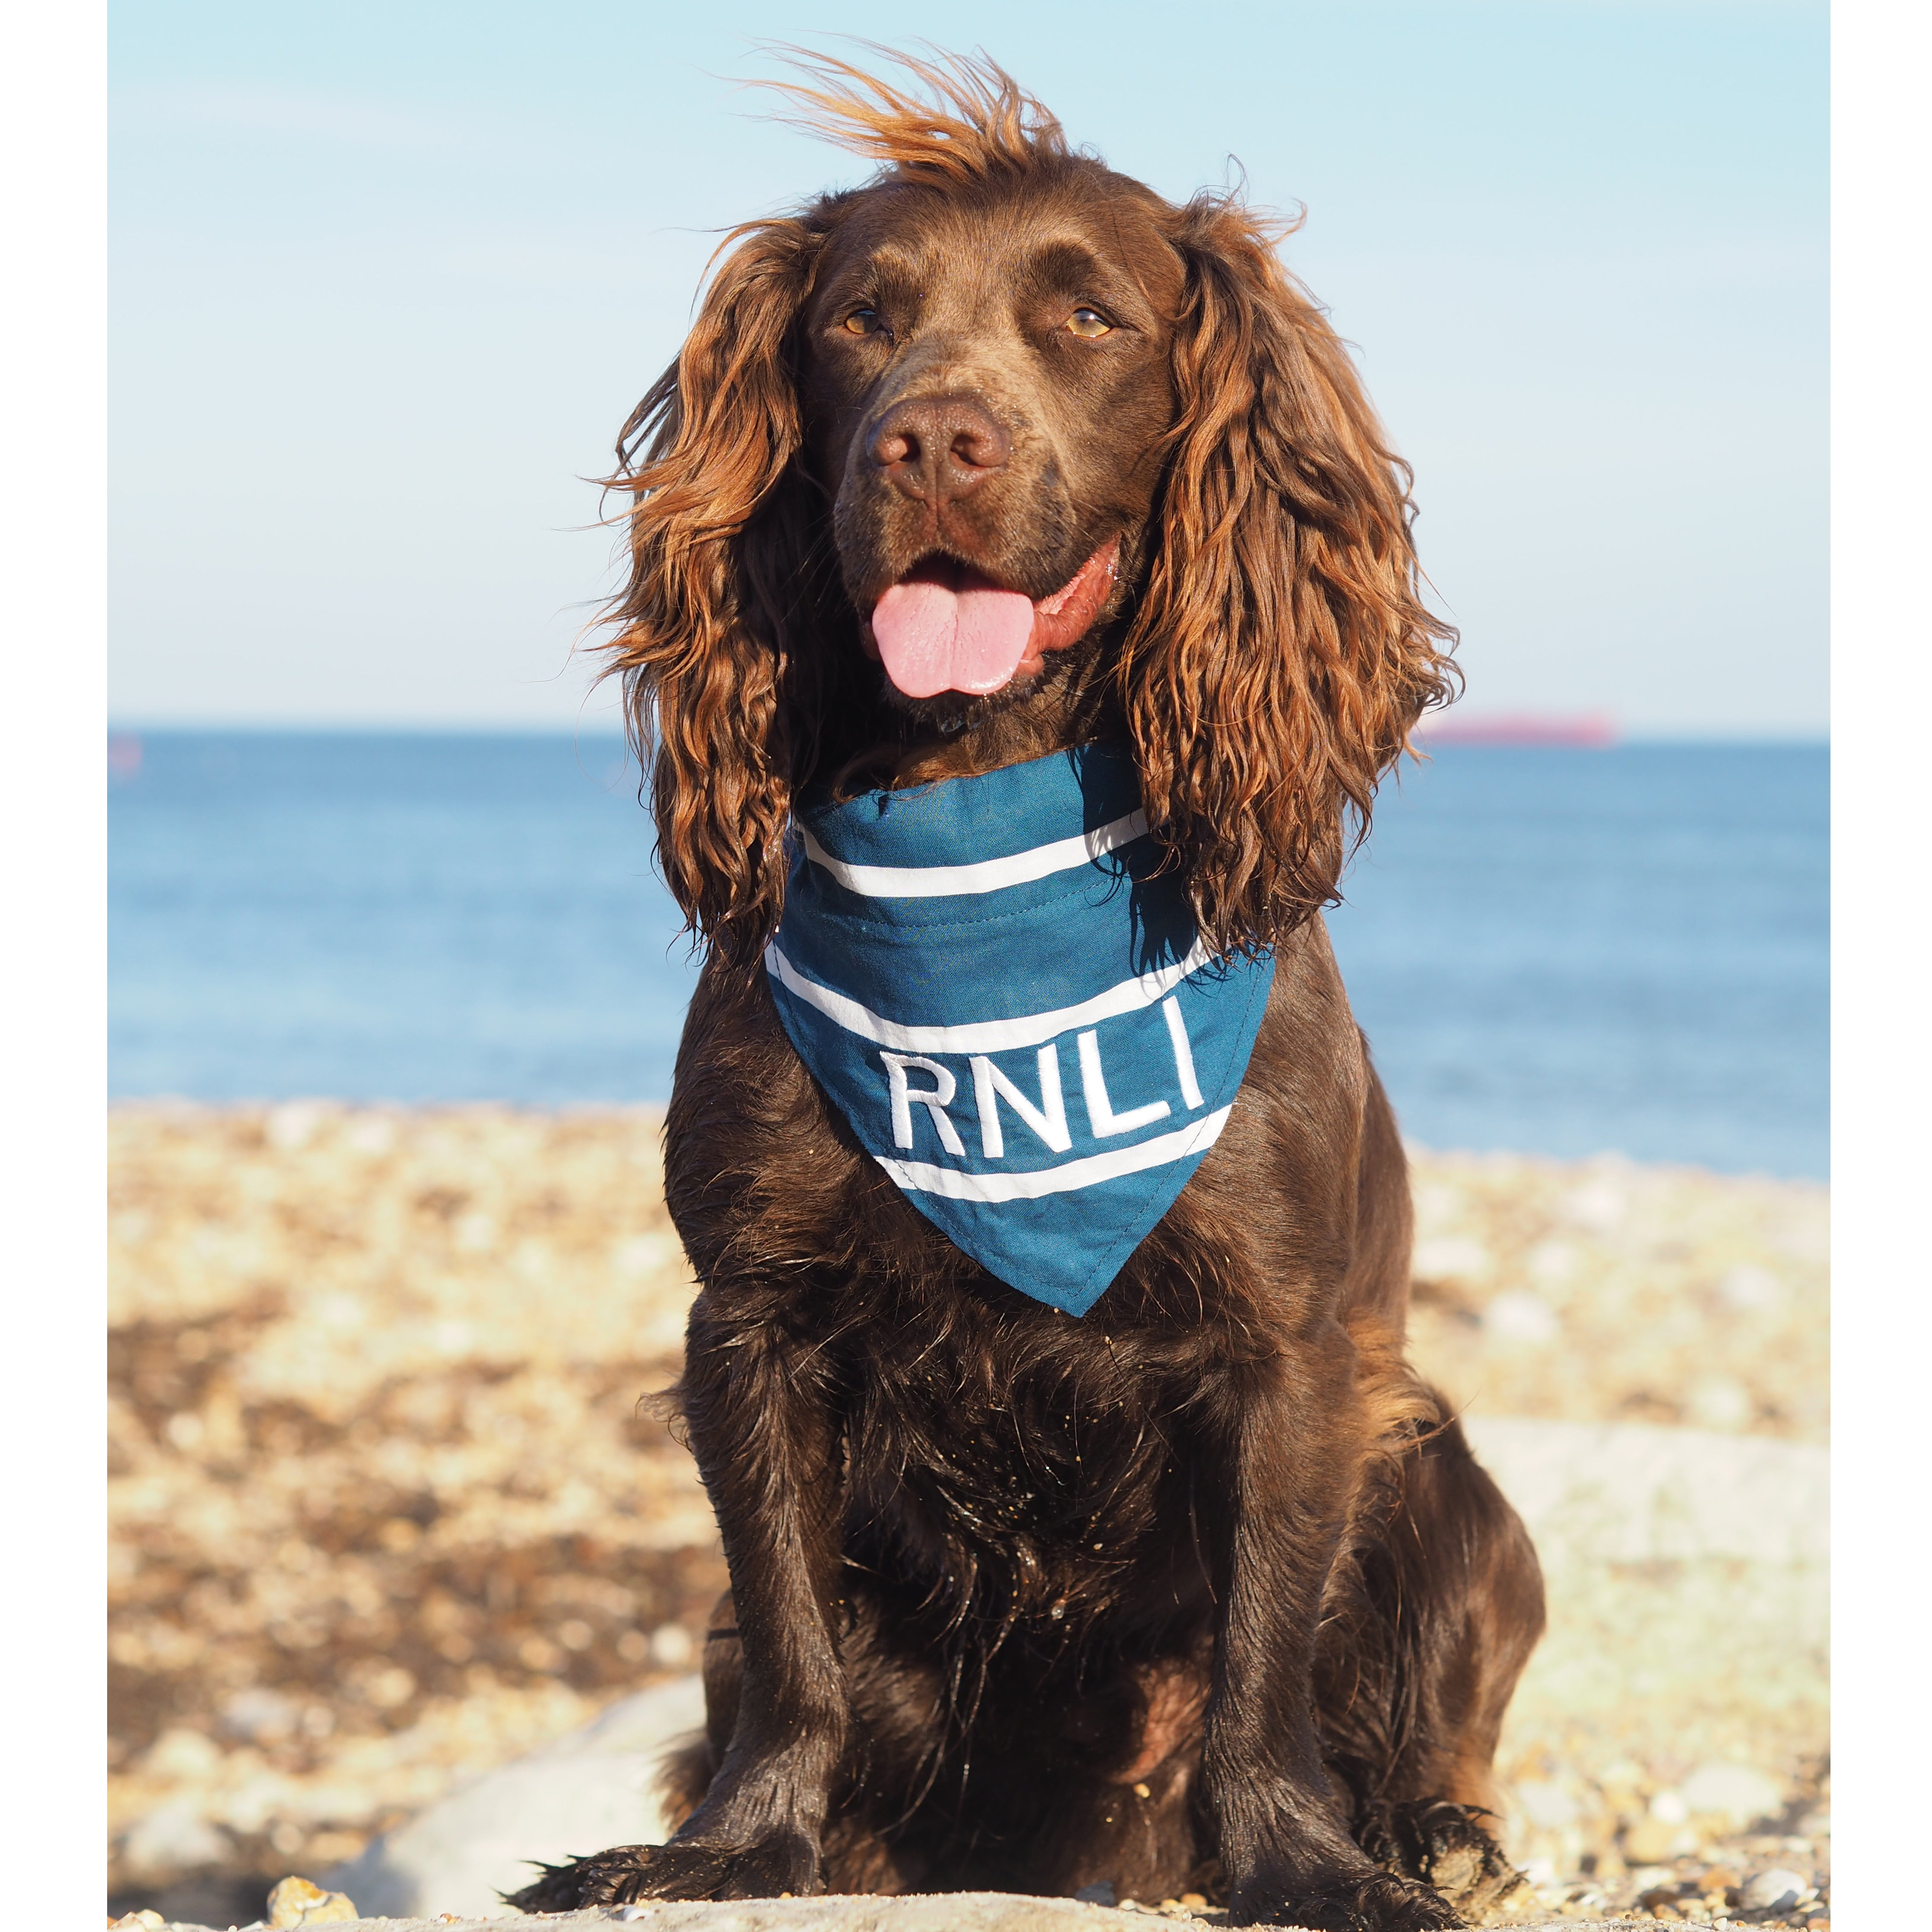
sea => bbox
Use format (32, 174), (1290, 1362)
(107, 731), (1828, 1180)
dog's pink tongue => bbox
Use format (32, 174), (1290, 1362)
(871, 574), (1037, 698)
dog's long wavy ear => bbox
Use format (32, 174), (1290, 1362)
(603, 213), (833, 965)
(1122, 193), (1459, 955)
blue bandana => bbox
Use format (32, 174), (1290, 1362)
(766, 744), (1275, 1316)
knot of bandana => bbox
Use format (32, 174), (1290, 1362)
(766, 743), (1275, 1316)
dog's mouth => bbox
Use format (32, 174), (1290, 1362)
(862, 538), (1120, 700)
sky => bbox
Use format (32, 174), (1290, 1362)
(108, 0), (1827, 737)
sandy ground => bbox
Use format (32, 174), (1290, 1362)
(107, 1105), (1827, 1928)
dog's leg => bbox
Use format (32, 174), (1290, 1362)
(1195, 1332), (1466, 1932)
(1398, 1419), (1545, 1822)
(507, 1290), (848, 1910)
(660, 1586), (931, 1897)
(1340, 1416), (1545, 1920)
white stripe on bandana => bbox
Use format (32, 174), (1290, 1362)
(763, 934), (1215, 1055)
(877, 1105), (1235, 1201)
(797, 808), (1149, 898)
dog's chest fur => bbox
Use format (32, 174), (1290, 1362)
(837, 1294), (1217, 1640)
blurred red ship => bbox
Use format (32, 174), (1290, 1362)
(1417, 712), (1617, 748)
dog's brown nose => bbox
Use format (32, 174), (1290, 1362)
(869, 396), (1011, 504)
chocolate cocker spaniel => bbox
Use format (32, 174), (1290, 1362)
(514, 51), (1544, 1932)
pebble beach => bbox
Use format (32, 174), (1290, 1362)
(107, 1104), (1828, 1929)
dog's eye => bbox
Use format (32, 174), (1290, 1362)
(842, 308), (885, 337)
(1065, 308), (1114, 339)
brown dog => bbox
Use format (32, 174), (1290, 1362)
(512, 52), (1544, 1932)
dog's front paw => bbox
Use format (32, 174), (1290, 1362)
(1234, 1868), (1465, 1932)
(505, 1832), (820, 1912)
(1357, 1799), (1525, 1919)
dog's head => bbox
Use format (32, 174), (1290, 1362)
(605, 50), (1457, 965)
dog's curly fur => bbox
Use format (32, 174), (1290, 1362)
(511, 50), (1544, 1931)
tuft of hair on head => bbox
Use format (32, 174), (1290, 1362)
(748, 41), (1071, 187)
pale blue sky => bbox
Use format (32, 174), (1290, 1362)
(108, 1), (1827, 735)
